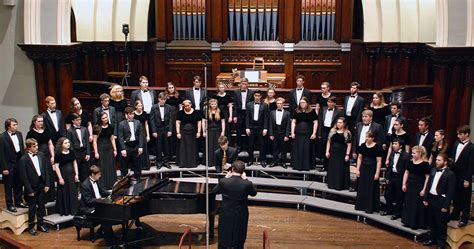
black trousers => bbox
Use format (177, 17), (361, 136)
(3, 161), (23, 207)
(122, 145), (142, 178)
(384, 172), (404, 216)
(428, 194), (449, 248)
(272, 132), (288, 164)
(248, 127), (264, 163)
(452, 179), (472, 221)
(235, 110), (247, 149)
(25, 181), (46, 229)
(74, 148), (90, 183)
(320, 126), (331, 170)
(155, 128), (170, 164)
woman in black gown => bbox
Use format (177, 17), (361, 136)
(213, 83), (233, 139)
(176, 100), (202, 168)
(26, 115), (56, 202)
(368, 92), (390, 126)
(109, 84), (128, 123)
(264, 88), (277, 111)
(290, 97), (318, 171)
(65, 97), (93, 143)
(93, 113), (117, 189)
(315, 81), (332, 113)
(326, 117), (352, 190)
(54, 137), (79, 215)
(202, 99), (225, 167)
(385, 118), (411, 166)
(402, 145), (430, 229)
(165, 82), (183, 159)
(355, 131), (383, 213)
(134, 100), (151, 170)
(429, 129), (449, 167)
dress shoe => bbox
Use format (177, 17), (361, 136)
(16, 203), (28, 209)
(390, 215), (400, 220)
(7, 206), (17, 212)
(281, 164), (288, 169)
(422, 240), (436, 246)
(156, 162), (163, 169)
(28, 228), (38, 236)
(37, 225), (49, 233)
(261, 162), (267, 168)
(349, 187), (356, 192)
(269, 163), (276, 168)
(163, 162), (172, 169)
(380, 211), (391, 216)
(458, 220), (468, 228)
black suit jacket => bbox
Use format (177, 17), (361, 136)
(130, 89), (157, 110)
(245, 102), (269, 129)
(268, 109), (291, 137)
(212, 175), (257, 211)
(452, 141), (474, 183)
(66, 126), (91, 156)
(385, 150), (410, 181)
(118, 119), (145, 151)
(0, 131), (25, 170)
(214, 147), (239, 171)
(19, 152), (50, 194)
(353, 122), (386, 148)
(384, 113), (403, 134)
(149, 104), (173, 134)
(289, 88), (312, 114)
(414, 132), (435, 157)
(185, 88), (206, 110)
(93, 106), (118, 135)
(425, 167), (456, 209)
(41, 110), (66, 140)
(343, 95), (365, 123)
(233, 89), (255, 115)
(317, 107), (344, 136)
(78, 177), (108, 215)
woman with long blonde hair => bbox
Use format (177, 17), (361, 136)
(202, 99), (225, 166)
(368, 92), (390, 126)
(109, 84), (128, 122)
(326, 117), (352, 190)
(164, 82), (183, 158)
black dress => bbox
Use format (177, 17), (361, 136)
(65, 110), (91, 128)
(166, 95), (183, 158)
(134, 111), (151, 170)
(205, 113), (223, 167)
(369, 105), (390, 126)
(430, 145), (449, 168)
(94, 125), (117, 189)
(109, 99), (128, 122)
(291, 111), (317, 171)
(316, 94), (331, 109)
(213, 93), (233, 138)
(355, 143), (384, 213)
(327, 132), (351, 190)
(266, 100), (277, 111)
(402, 161), (430, 229)
(388, 132), (411, 148)
(55, 151), (79, 215)
(177, 110), (201, 168)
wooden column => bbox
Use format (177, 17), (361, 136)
(364, 43), (381, 89)
(18, 43), (82, 113)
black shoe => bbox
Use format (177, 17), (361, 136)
(422, 240), (436, 246)
(281, 164), (288, 169)
(28, 228), (38, 236)
(269, 163), (276, 168)
(458, 220), (468, 228)
(380, 211), (391, 216)
(449, 214), (460, 221)
(16, 203), (28, 209)
(349, 187), (356, 192)
(163, 162), (172, 169)
(261, 162), (267, 168)
(390, 215), (400, 220)
(38, 225), (49, 233)
(7, 206), (17, 212)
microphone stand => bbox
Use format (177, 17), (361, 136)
(121, 33), (130, 86)
(203, 52), (210, 249)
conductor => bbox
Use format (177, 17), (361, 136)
(212, 160), (257, 249)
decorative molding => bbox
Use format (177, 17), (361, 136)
(293, 53), (341, 64)
(18, 43), (82, 62)
(221, 53), (284, 63)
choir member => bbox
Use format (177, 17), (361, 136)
(429, 129), (449, 167)
(19, 138), (50, 236)
(268, 98), (291, 168)
(385, 118), (411, 166)
(118, 107), (145, 180)
(109, 84), (128, 123)
(383, 139), (409, 219)
(92, 112), (117, 189)
(65, 113), (91, 183)
(150, 93), (173, 169)
(41, 96), (66, 144)
(343, 81), (365, 132)
(355, 131), (383, 213)
(288, 74), (312, 113)
(133, 100), (151, 170)
(185, 75), (206, 111)
(325, 117), (352, 190)
(176, 100), (202, 168)
(130, 76), (157, 114)
(414, 117), (435, 159)
(290, 97), (318, 171)
(54, 137), (79, 216)
(93, 93), (118, 136)
(164, 82), (183, 158)
(368, 92), (390, 127)
(233, 78), (254, 150)
(451, 125), (474, 227)
(264, 88), (277, 111)
(352, 110), (385, 158)
(401, 146), (430, 229)
(318, 96), (344, 170)
(422, 153), (455, 248)
(213, 83), (233, 138)
(203, 99), (225, 167)
(0, 118), (26, 212)
(245, 90), (269, 166)
(384, 101), (403, 136)
(315, 81), (332, 113)
(65, 98), (93, 143)
(214, 136), (238, 173)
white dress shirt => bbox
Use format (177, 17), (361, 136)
(253, 103), (260, 121)
(387, 115), (397, 134)
(193, 88), (201, 110)
(323, 109), (334, 127)
(241, 91), (247, 110)
(29, 152), (41, 176)
(74, 126), (83, 147)
(128, 121), (136, 141)
(276, 109), (283, 125)
(359, 124), (371, 146)
(9, 132), (20, 153)
(102, 106), (111, 124)
(455, 140), (469, 162)
(296, 88), (304, 105)
(391, 151), (401, 173)
(418, 132), (428, 146)
(346, 95), (357, 116)
(90, 177), (101, 198)
(141, 90), (153, 114)
(48, 109), (59, 131)
(429, 167), (446, 196)
(159, 106), (165, 120)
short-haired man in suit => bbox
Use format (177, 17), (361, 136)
(384, 101), (403, 136)
(383, 139), (409, 220)
(118, 107), (145, 179)
(344, 82), (365, 133)
(41, 96), (66, 144)
(288, 74), (312, 113)
(93, 93), (118, 136)
(185, 75), (206, 111)
(268, 98), (291, 168)
(245, 90), (269, 167)
(422, 153), (456, 248)
(149, 92), (173, 169)
(352, 110), (386, 158)
(19, 138), (50, 236)
(232, 78), (254, 150)
(0, 118), (26, 212)
(450, 125), (474, 227)
(130, 76), (157, 114)
(214, 136), (238, 173)
(414, 117), (435, 159)
(318, 96), (344, 171)
(66, 113), (91, 183)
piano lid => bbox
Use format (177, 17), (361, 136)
(112, 177), (170, 197)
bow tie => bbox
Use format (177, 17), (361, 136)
(297, 88), (302, 91)
(327, 109), (334, 111)
(30, 153), (37, 157)
(255, 103), (260, 105)
(49, 110), (56, 113)
(9, 132), (16, 136)
(74, 127), (81, 130)
(194, 88), (200, 91)
(391, 114), (398, 117)
(128, 120), (134, 123)
(142, 90), (148, 93)
(420, 132), (427, 136)
(240, 90), (247, 92)
(277, 109), (283, 112)
(90, 179), (96, 183)
(103, 108), (109, 111)
(159, 105), (165, 107)
(363, 124), (370, 127)
(460, 141), (468, 145)
(436, 168), (446, 172)
(350, 95), (356, 98)
(393, 151), (400, 154)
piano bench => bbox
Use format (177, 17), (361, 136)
(73, 215), (96, 242)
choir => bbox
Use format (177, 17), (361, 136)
(0, 74), (471, 248)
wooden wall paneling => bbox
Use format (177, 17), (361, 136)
(33, 61), (47, 112)
(460, 63), (474, 125)
(46, 62), (57, 98)
(399, 44), (418, 84)
(350, 40), (367, 85)
(336, 0), (353, 43)
(381, 43), (400, 87)
(430, 63), (449, 131)
(281, 0), (300, 43)
(334, 52), (352, 88)
(445, 64), (462, 138)
(284, 52), (294, 88)
(364, 43), (381, 89)
(156, 0), (169, 42)
(209, 0), (223, 42)
(56, 61), (74, 112)
(211, 51), (221, 87)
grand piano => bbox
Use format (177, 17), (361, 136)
(88, 175), (216, 246)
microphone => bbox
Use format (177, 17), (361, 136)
(122, 24), (129, 36)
